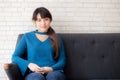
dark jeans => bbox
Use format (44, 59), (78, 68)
(25, 71), (66, 80)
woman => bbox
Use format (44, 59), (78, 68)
(12, 7), (66, 80)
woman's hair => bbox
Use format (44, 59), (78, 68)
(32, 7), (52, 21)
(32, 7), (60, 60)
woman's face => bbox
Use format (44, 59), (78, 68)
(34, 13), (51, 32)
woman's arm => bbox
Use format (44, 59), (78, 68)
(12, 34), (30, 75)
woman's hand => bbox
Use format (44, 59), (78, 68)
(42, 67), (53, 74)
(28, 63), (44, 73)
(28, 63), (53, 74)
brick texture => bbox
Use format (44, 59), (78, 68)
(0, 0), (120, 79)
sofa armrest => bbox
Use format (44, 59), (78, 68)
(4, 63), (24, 80)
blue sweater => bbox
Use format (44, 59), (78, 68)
(12, 31), (66, 76)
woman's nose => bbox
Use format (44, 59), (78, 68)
(41, 20), (45, 25)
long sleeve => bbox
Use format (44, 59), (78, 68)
(12, 34), (30, 76)
(51, 36), (66, 72)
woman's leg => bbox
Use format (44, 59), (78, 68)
(46, 71), (66, 80)
(25, 72), (46, 80)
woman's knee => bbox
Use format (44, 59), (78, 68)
(25, 72), (45, 80)
(46, 71), (66, 80)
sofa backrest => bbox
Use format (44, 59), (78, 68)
(17, 33), (120, 80)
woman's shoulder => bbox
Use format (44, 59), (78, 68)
(21, 30), (35, 38)
(57, 34), (63, 39)
(57, 34), (64, 43)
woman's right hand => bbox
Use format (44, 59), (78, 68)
(28, 63), (44, 73)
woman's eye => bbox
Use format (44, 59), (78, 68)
(45, 18), (49, 21)
(38, 19), (41, 22)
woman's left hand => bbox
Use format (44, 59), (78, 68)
(42, 67), (53, 74)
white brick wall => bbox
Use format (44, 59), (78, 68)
(0, 0), (120, 79)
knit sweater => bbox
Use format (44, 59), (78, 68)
(12, 31), (66, 76)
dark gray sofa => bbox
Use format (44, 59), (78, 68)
(4, 33), (120, 80)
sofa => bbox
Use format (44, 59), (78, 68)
(4, 33), (120, 80)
